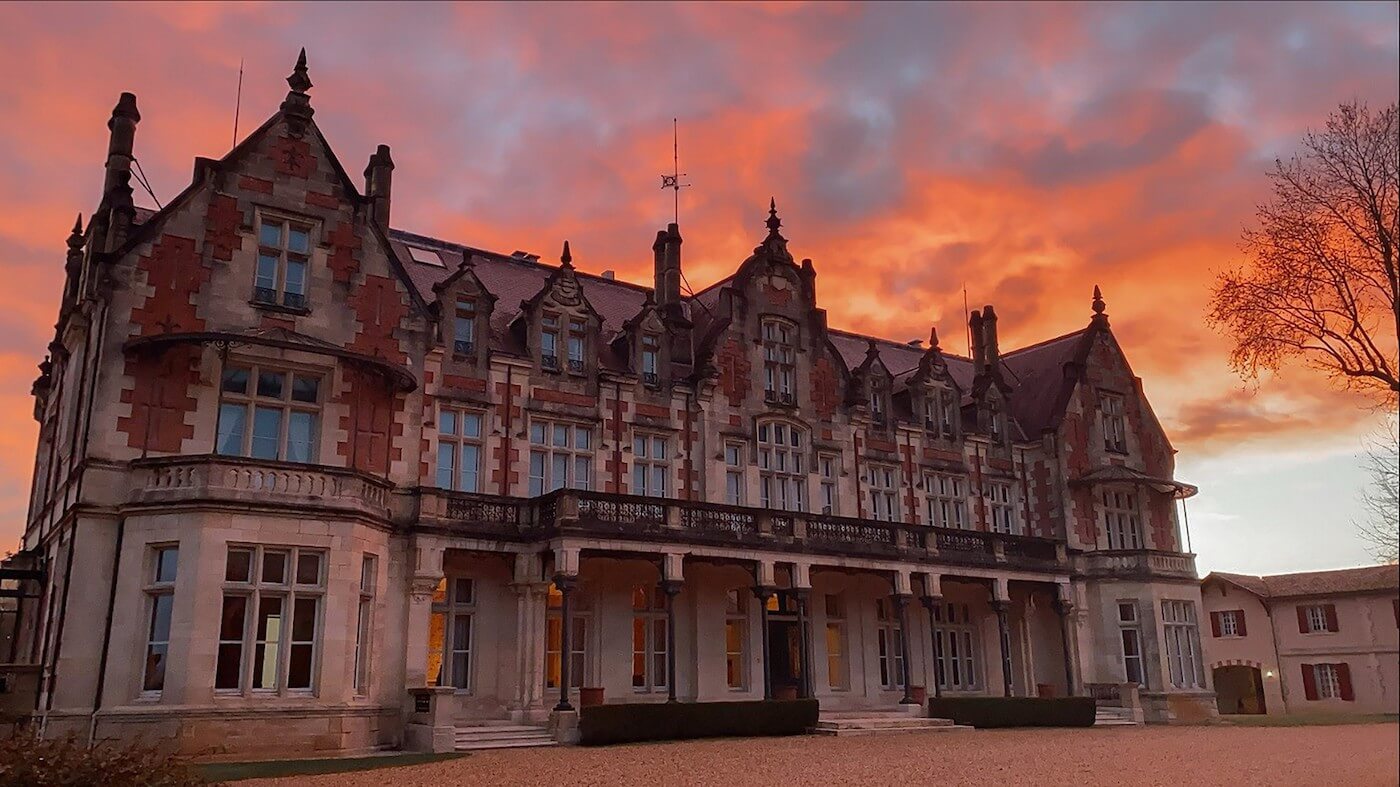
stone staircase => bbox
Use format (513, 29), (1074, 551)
(813, 708), (971, 737)
(454, 721), (558, 751)
(1093, 705), (1142, 727)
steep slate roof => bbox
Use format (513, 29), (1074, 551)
(1205, 566), (1400, 599)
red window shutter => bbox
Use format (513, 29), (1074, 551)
(1337, 663), (1354, 701)
(1235, 610), (1247, 637)
(1301, 664), (1318, 701)
(1324, 604), (1339, 632)
(1210, 611), (1222, 638)
(1296, 605), (1309, 633)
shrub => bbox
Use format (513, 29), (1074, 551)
(580, 699), (819, 746)
(927, 696), (1096, 728)
(0, 731), (212, 787)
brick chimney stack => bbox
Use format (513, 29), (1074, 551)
(969, 309), (986, 370)
(103, 92), (140, 199)
(981, 304), (1001, 369)
(364, 144), (394, 228)
(655, 222), (682, 315)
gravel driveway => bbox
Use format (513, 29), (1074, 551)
(243, 723), (1399, 787)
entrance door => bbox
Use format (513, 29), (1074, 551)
(766, 619), (805, 698)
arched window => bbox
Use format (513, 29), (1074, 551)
(757, 420), (806, 512)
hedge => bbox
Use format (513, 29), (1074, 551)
(579, 699), (820, 746)
(927, 696), (1096, 728)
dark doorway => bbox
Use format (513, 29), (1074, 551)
(1213, 665), (1267, 714)
(766, 619), (805, 698)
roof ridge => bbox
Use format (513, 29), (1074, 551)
(1002, 326), (1091, 358)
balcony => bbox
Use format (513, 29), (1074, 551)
(1076, 549), (1199, 581)
(415, 488), (1067, 572)
(130, 455), (394, 519)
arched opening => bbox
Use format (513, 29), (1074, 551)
(1213, 664), (1267, 714)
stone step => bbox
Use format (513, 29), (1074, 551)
(454, 722), (558, 751)
(812, 721), (972, 737)
(454, 728), (556, 742)
(456, 737), (559, 751)
(815, 717), (956, 730)
(1092, 719), (1142, 727)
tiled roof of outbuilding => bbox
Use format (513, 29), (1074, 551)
(1205, 566), (1400, 599)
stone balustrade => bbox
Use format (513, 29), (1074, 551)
(130, 454), (394, 519)
(1077, 549), (1198, 580)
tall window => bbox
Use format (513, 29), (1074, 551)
(1102, 489), (1142, 549)
(868, 464), (900, 522)
(926, 473), (968, 529)
(762, 319), (796, 403)
(254, 218), (310, 309)
(427, 578), (475, 691)
(757, 422), (805, 512)
(218, 365), (321, 463)
(724, 442), (746, 506)
(724, 590), (747, 690)
(354, 555), (375, 694)
(984, 480), (1017, 534)
(437, 408), (483, 492)
(819, 454), (839, 515)
(1162, 600), (1203, 689)
(215, 545), (325, 694)
(641, 334), (661, 386)
(931, 601), (978, 691)
(142, 546), (179, 695)
(631, 585), (667, 693)
(632, 434), (670, 497)
(925, 387), (957, 437)
(567, 319), (587, 373)
(540, 314), (561, 371)
(545, 582), (590, 691)
(1312, 664), (1345, 700)
(1101, 393), (1127, 453)
(874, 598), (905, 690)
(453, 298), (476, 357)
(529, 420), (592, 495)
(1118, 601), (1144, 686)
(869, 384), (888, 424)
(824, 594), (847, 690)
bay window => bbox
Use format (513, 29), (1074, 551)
(217, 364), (321, 463)
(1103, 488), (1143, 549)
(215, 545), (325, 694)
(142, 545), (179, 695)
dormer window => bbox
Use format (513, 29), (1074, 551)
(541, 314), (561, 371)
(762, 319), (796, 404)
(567, 319), (587, 373)
(1101, 393), (1127, 453)
(453, 298), (476, 358)
(641, 334), (661, 387)
(940, 390), (957, 437)
(869, 384), (888, 425)
(254, 218), (311, 310)
(924, 388), (957, 437)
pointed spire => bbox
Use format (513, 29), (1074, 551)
(928, 326), (940, 352)
(280, 48), (315, 130)
(288, 48), (312, 94)
(67, 214), (84, 251)
(765, 197), (782, 236)
(560, 240), (573, 269)
(1092, 285), (1106, 315)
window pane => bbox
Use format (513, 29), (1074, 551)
(251, 407), (283, 460)
(295, 552), (322, 586)
(462, 413), (482, 438)
(286, 412), (316, 463)
(256, 254), (279, 290)
(575, 428), (590, 450)
(257, 371), (285, 399)
(291, 375), (319, 403)
(552, 454), (568, 491)
(262, 550), (288, 584)
(143, 642), (168, 692)
(225, 549), (253, 583)
(155, 548), (179, 583)
(574, 456), (591, 491)
(288, 644), (314, 690)
(222, 366), (250, 395)
(460, 445), (479, 492)
(530, 423), (546, 445)
(437, 442), (455, 489)
(215, 643), (243, 690)
(253, 596), (284, 690)
(553, 424), (569, 447)
(454, 578), (475, 603)
(287, 226), (310, 254)
(259, 221), (282, 247)
(284, 258), (307, 296)
(217, 403), (246, 455)
(148, 593), (174, 646)
(292, 596), (318, 642)
(439, 409), (458, 436)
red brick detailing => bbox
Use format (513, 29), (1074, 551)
(337, 366), (394, 474)
(203, 194), (242, 262)
(117, 344), (201, 451)
(988, 457), (1014, 471)
(346, 274), (409, 363)
(867, 437), (896, 454)
(1148, 494), (1176, 551)
(728, 414), (741, 427)
(900, 442), (919, 524)
(1071, 486), (1097, 545)
(810, 356), (840, 421)
(258, 315), (296, 332)
(271, 135), (314, 178)
(821, 428), (834, 441)
(603, 396), (628, 494)
(715, 337), (750, 407)
(305, 191), (339, 209)
(441, 374), (488, 393)
(634, 403), (669, 420)
(923, 447), (963, 464)
(238, 175), (273, 194)
(764, 282), (792, 306)
(1030, 460), (1059, 539)
(130, 235), (209, 336)
(973, 445), (987, 530)
(532, 387), (597, 408)
(852, 432), (864, 519)
(492, 377), (522, 493)
(326, 222), (360, 284)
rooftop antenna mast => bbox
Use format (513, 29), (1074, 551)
(963, 283), (972, 356)
(660, 118), (690, 224)
(232, 58), (244, 150)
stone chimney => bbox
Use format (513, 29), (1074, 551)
(103, 92), (140, 200)
(981, 304), (1001, 369)
(655, 223), (682, 315)
(969, 309), (986, 370)
(364, 144), (394, 228)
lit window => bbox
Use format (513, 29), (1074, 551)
(631, 585), (668, 693)
(762, 319), (796, 403)
(874, 598), (905, 690)
(528, 420), (593, 495)
(215, 545), (325, 694)
(254, 218), (312, 309)
(142, 546), (179, 695)
(931, 602), (978, 691)
(724, 442), (746, 506)
(984, 480), (1018, 534)
(427, 578), (476, 691)
(1101, 393), (1127, 453)
(1102, 488), (1142, 549)
(819, 454), (839, 515)
(724, 590), (747, 690)
(453, 299), (476, 357)
(545, 582), (591, 690)
(757, 421), (806, 512)
(632, 434), (670, 497)
(926, 473), (968, 529)
(217, 364), (321, 463)
(868, 464), (900, 522)
(436, 408), (483, 493)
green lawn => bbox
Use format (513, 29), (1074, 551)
(1220, 712), (1399, 727)
(198, 752), (465, 782)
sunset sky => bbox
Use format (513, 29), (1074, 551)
(1, 2), (1396, 574)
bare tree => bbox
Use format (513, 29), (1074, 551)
(1357, 417), (1399, 564)
(1209, 101), (1399, 403)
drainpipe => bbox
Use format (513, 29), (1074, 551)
(88, 516), (125, 746)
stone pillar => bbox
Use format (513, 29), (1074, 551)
(404, 542), (445, 689)
(660, 578), (683, 703)
(892, 593), (917, 705)
(1053, 598), (1078, 696)
(752, 584), (775, 700)
(553, 573), (577, 712)
(919, 588), (944, 699)
(793, 587), (813, 699)
(991, 598), (1014, 698)
(508, 553), (548, 719)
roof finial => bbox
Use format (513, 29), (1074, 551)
(67, 214), (84, 248)
(766, 197), (782, 236)
(1092, 285), (1106, 318)
(929, 326), (940, 351)
(560, 240), (573, 269)
(288, 48), (312, 94)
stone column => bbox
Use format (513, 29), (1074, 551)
(508, 552), (548, 719)
(553, 573), (577, 712)
(892, 593), (917, 705)
(404, 542), (445, 689)
(660, 578), (683, 703)
(991, 598), (1014, 698)
(793, 588), (813, 699)
(752, 585), (775, 700)
(919, 593), (945, 699)
(1053, 591), (1080, 696)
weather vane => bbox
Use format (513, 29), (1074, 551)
(660, 118), (690, 224)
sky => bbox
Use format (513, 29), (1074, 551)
(0, 2), (1396, 575)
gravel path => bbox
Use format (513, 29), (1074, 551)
(242, 723), (1399, 787)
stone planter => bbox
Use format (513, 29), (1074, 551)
(580, 687), (606, 708)
(910, 685), (928, 705)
